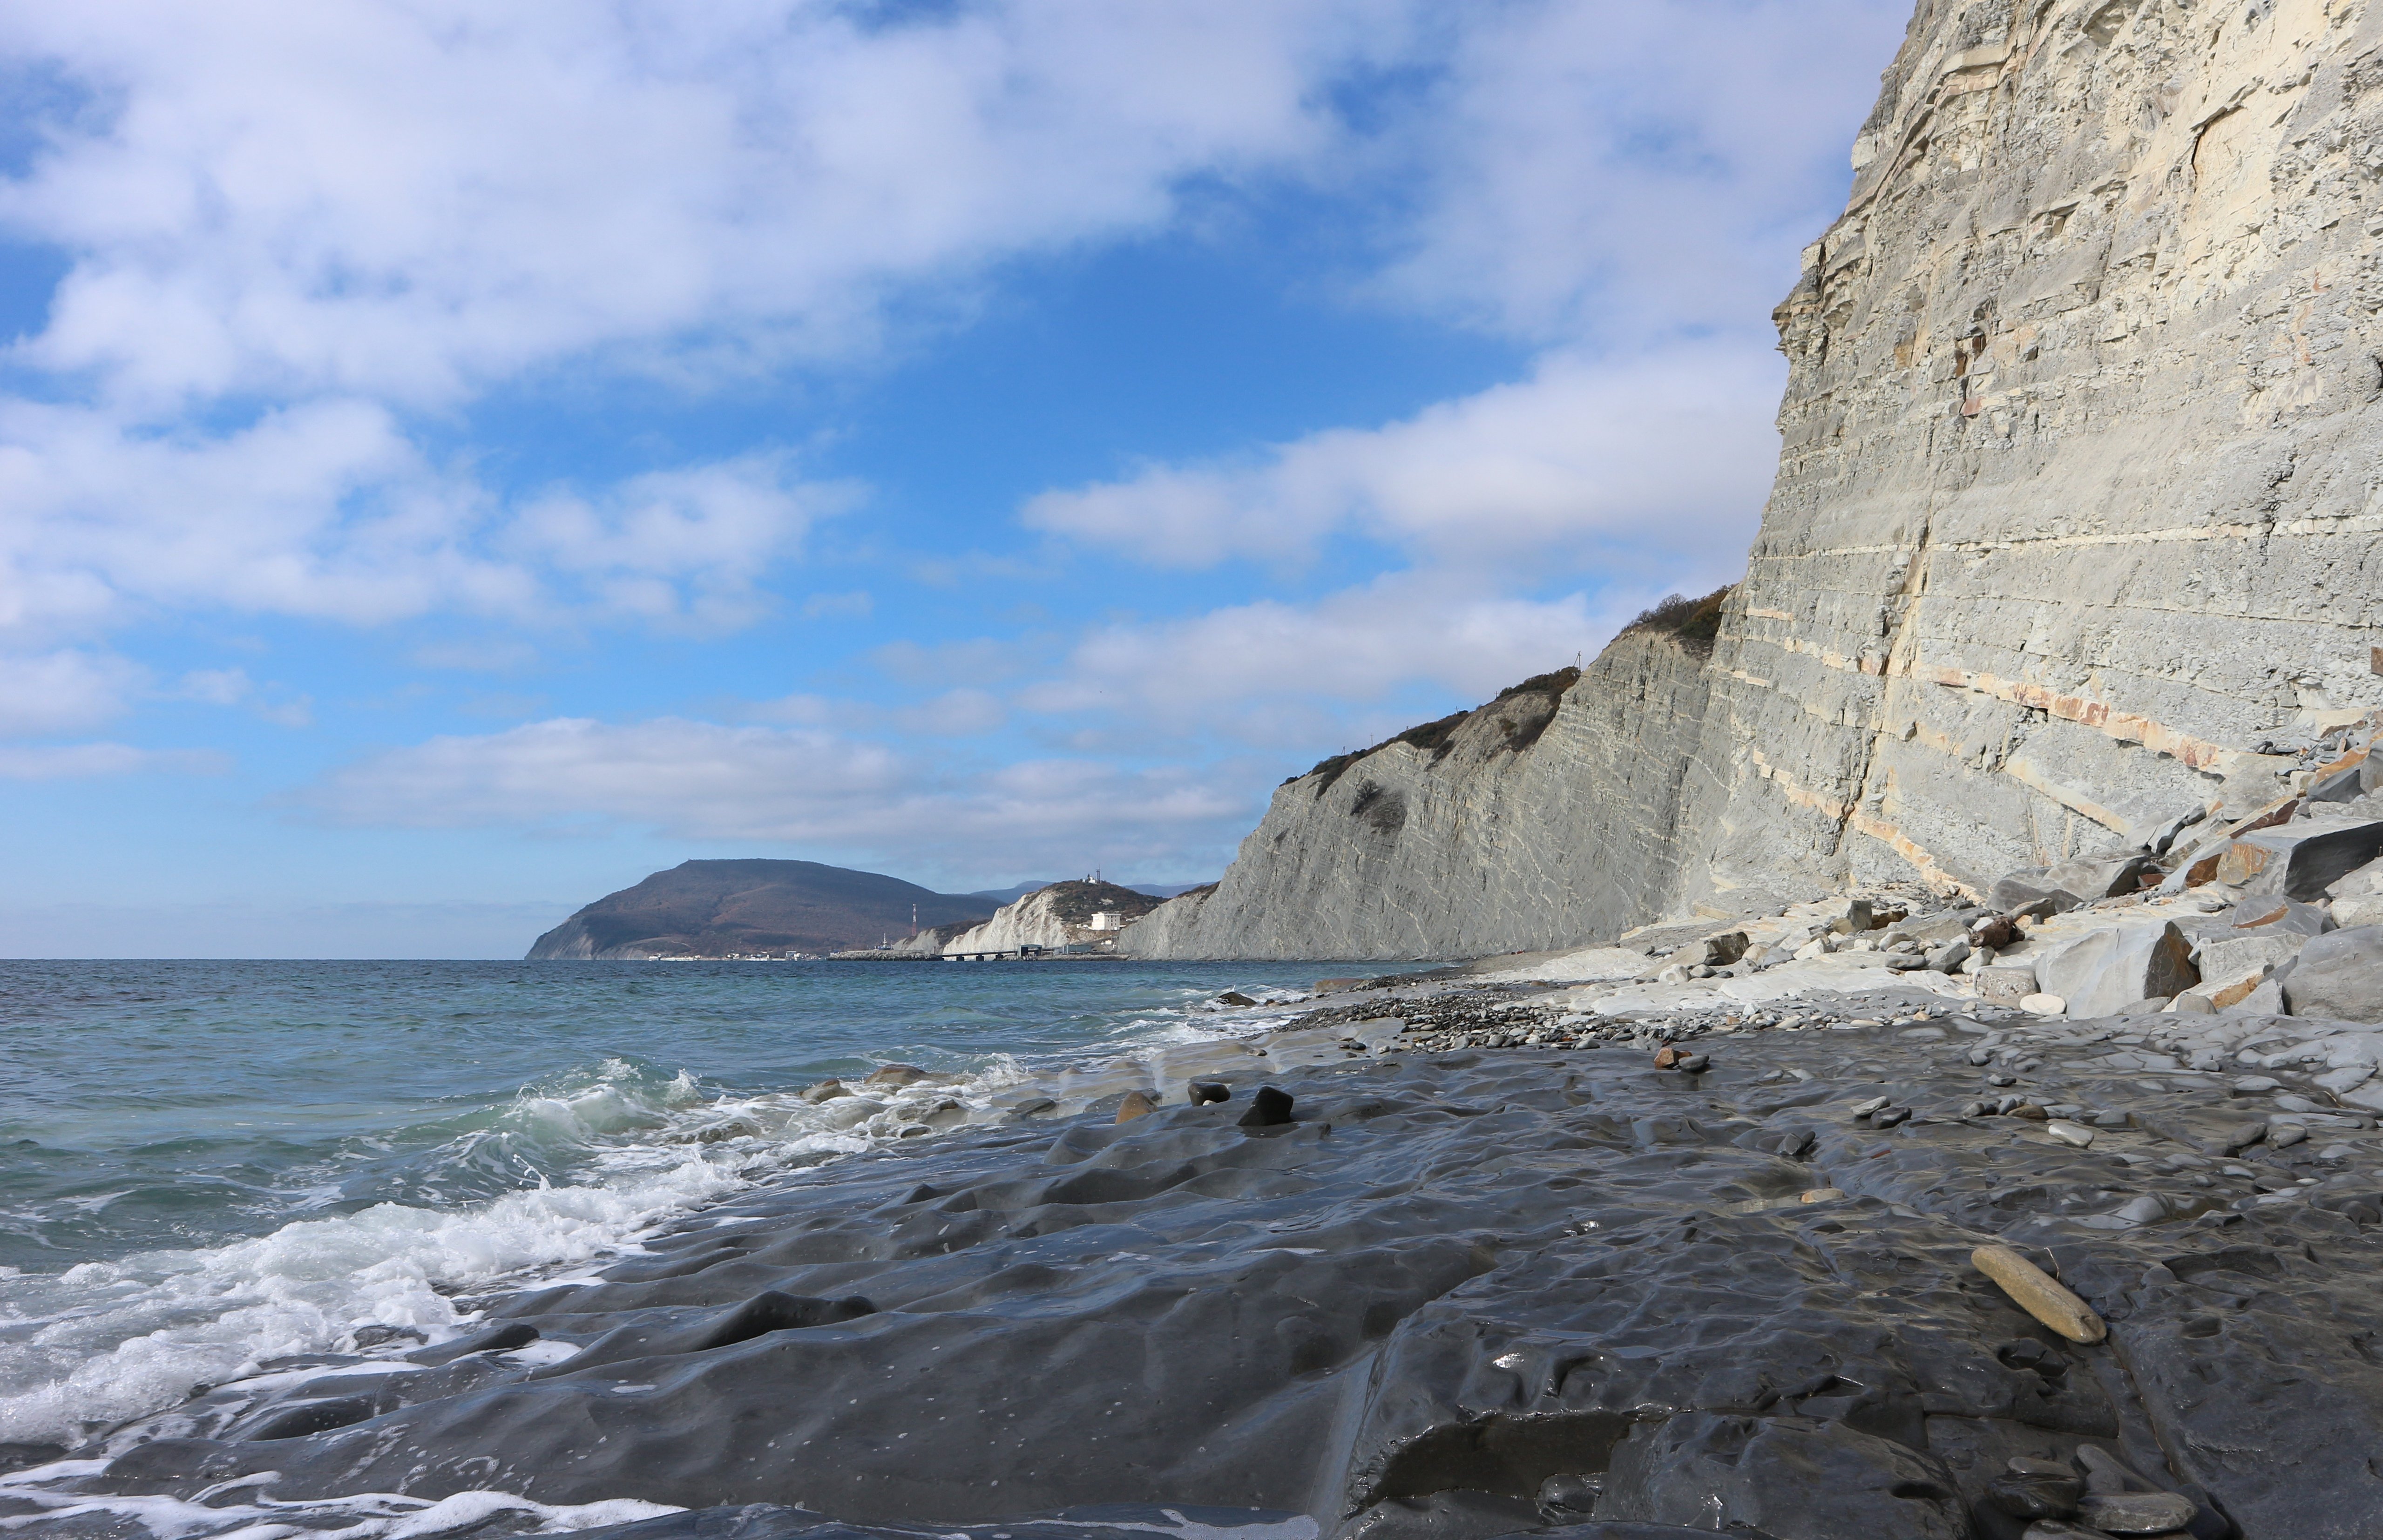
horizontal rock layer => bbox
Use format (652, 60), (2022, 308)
(1134, 0), (2383, 960)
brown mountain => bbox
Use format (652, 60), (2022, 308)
(526, 859), (1002, 959)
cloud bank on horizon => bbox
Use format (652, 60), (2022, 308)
(0, 0), (1912, 955)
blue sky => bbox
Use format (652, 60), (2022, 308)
(0, 0), (1913, 957)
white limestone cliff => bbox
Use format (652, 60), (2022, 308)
(1130, 0), (2383, 961)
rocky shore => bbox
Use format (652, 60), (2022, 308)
(13, 897), (2383, 1539)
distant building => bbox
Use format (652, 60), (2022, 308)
(1088, 911), (1125, 932)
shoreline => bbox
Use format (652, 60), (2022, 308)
(10, 945), (2382, 1538)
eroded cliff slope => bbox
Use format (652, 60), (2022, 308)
(1133, 0), (2383, 960)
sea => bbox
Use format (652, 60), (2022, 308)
(0, 957), (1365, 1464)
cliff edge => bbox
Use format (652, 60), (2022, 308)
(1133, 0), (2383, 960)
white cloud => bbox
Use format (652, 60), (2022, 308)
(504, 453), (856, 630)
(0, 400), (851, 640)
(305, 715), (1257, 878)
(174, 667), (252, 706)
(0, 0), (1405, 409)
(1359, 0), (1911, 341)
(1025, 345), (1784, 569)
(0, 648), (146, 736)
(0, 1), (1417, 650)
(1013, 570), (1719, 750)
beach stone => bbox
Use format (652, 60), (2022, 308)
(2268, 1123), (2308, 1149)
(865, 1065), (929, 1088)
(1995, 855), (2158, 912)
(2045, 1121), (2095, 1148)
(2281, 927), (2383, 1024)
(1115, 1091), (1157, 1124)
(1237, 1086), (1294, 1127)
(2220, 819), (2383, 902)
(2021, 993), (2066, 1016)
(1828, 898), (1876, 934)
(1187, 1081), (1231, 1105)
(2336, 894), (2383, 930)
(2226, 979), (2286, 1015)
(2073, 1491), (2198, 1534)
(2226, 895), (2335, 936)
(2196, 932), (2306, 985)
(2330, 855), (2383, 901)
(1217, 992), (1259, 1007)
(2112, 1194), (2168, 1226)
(1985, 1467), (2083, 1520)
(1972, 916), (2020, 950)
(2033, 922), (2198, 1020)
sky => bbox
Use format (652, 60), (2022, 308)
(0, 0), (1914, 958)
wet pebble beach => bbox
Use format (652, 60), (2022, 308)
(11, 973), (2383, 1540)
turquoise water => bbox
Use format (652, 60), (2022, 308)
(0, 958), (1356, 1445)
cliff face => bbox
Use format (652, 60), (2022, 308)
(527, 859), (999, 959)
(937, 880), (1162, 955)
(1133, 0), (2383, 960)
(1125, 650), (1725, 960)
(1693, 0), (2383, 902)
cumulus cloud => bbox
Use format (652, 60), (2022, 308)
(305, 716), (1257, 878)
(0, 0), (1404, 408)
(0, 399), (849, 640)
(1012, 570), (1717, 751)
(0, 648), (146, 736)
(1025, 345), (1783, 569)
(1363, 0), (1908, 342)
(0, 0), (1415, 650)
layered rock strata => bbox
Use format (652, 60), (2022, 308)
(1135, 0), (2383, 961)
(1125, 652), (1730, 960)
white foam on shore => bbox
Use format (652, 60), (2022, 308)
(0, 985), (1291, 1449)
(0, 1460), (682, 1540)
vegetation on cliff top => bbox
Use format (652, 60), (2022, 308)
(1293, 664), (1585, 790)
(1620, 584), (1732, 646)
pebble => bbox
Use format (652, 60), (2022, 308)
(1972, 1244), (2107, 1344)
(2045, 1120), (2095, 1148)
(1851, 1095), (1890, 1117)
(2270, 1123), (2308, 1148)
(2073, 1491), (2198, 1533)
(1236, 1087), (1294, 1128)
(2021, 993), (2067, 1015)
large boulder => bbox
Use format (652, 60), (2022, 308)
(2216, 817), (2383, 902)
(1990, 855), (2159, 913)
(2031, 920), (2199, 1018)
(2195, 932), (2308, 989)
(2282, 927), (2383, 1024)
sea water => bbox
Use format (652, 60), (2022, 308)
(0, 958), (1361, 1458)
